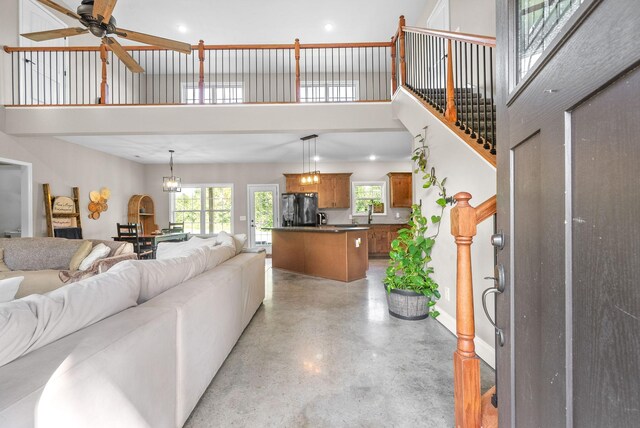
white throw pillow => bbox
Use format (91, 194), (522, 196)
(0, 276), (24, 303)
(0, 262), (140, 367)
(78, 243), (111, 271)
(232, 234), (248, 255)
(156, 236), (218, 260)
(215, 231), (235, 249)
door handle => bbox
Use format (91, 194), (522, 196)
(482, 264), (505, 347)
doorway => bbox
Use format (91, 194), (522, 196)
(19, 0), (68, 104)
(0, 158), (33, 237)
(247, 184), (279, 254)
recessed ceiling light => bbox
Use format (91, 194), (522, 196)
(313, 155), (320, 161)
(369, 155), (376, 161)
(324, 23), (334, 32)
(177, 25), (188, 33)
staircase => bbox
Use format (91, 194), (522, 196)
(392, 17), (497, 166)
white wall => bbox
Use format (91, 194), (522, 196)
(0, 164), (22, 233)
(392, 87), (497, 367)
(0, 112), (145, 239)
(413, 0), (496, 37)
(143, 160), (413, 235)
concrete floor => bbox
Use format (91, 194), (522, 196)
(185, 259), (494, 428)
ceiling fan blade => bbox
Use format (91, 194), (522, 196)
(92, 0), (118, 24)
(115, 28), (192, 54)
(103, 37), (144, 73)
(36, 0), (81, 20)
(21, 27), (88, 42)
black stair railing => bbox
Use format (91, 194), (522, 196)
(393, 17), (497, 158)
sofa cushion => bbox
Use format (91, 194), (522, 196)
(78, 243), (111, 271)
(0, 270), (64, 299)
(205, 243), (236, 271)
(233, 234), (248, 255)
(0, 306), (177, 428)
(0, 238), (84, 271)
(0, 276), (23, 303)
(0, 261), (141, 367)
(69, 241), (93, 271)
(135, 246), (210, 304)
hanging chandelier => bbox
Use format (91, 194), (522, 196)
(300, 134), (321, 185)
(162, 150), (182, 192)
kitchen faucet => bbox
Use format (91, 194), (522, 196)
(367, 204), (373, 224)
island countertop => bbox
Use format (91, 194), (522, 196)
(269, 226), (369, 233)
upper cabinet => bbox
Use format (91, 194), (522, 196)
(284, 173), (352, 209)
(388, 172), (412, 208)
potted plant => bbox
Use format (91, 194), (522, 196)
(383, 126), (448, 320)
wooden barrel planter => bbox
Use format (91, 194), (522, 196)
(385, 286), (430, 320)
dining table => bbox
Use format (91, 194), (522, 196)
(114, 231), (189, 258)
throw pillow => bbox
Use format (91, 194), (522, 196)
(69, 241), (93, 271)
(0, 249), (10, 272)
(112, 242), (128, 257)
(216, 231), (235, 249)
(78, 243), (111, 271)
(232, 234), (247, 255)
(0, 276), (24, 303)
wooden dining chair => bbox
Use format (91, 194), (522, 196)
(116, 223), (153, 259)
(168, 222), (184, 233)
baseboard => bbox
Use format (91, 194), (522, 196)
(434, 305), (496, 369)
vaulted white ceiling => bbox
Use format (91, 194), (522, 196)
(60, 0), (428, 45)
(60, 131), (413, 164)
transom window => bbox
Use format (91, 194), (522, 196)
(182, 83), (244, 104)
(352, 181), (387, 215)
(171, 185), (233, 235)
(300, 81), (358, 102)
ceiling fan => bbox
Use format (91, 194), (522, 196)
(21, 0), (192, 73)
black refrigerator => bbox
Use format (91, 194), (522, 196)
(281, 193), (318, 226)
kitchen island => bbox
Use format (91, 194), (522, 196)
(271, 226), (369, 282)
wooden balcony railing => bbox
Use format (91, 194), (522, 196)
(3, 38), (392, 106)
(450, 192), (497, 428)
(393, 16), (497, 164)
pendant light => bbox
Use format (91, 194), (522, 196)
(162, 150), (182, 192)
(300, 134), (321, 186)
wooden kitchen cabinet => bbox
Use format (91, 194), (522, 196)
(367, 224), (408, 258)
(388, 172), (412, 208)
(284, 173), (351, 208)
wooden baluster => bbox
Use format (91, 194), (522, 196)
(391, 35), (397, 94)
(198, 40), (205, 104)
(294, 38), (301, 103)
(445, 38), (457, 123)
(450, 192), (481, 428)
(398, 16), (406, 86)
(100, 42), (108, 104)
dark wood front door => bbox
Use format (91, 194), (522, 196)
(496, 1), (640, 426)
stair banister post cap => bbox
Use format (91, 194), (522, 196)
(451, 192), (476, 238)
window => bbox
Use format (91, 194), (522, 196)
(352, 181), (387, 216)
(300, 81), (358, 102)
(181, 83), (243, 104)
(171, 185), (233, 235)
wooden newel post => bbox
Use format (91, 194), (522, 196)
(198, 40), (205, 104)
(398, 15), (407, 86)
(450, 191), (481, 428)
(294, 38), (301, 103)
(444, 38), (457, 123)
(391, 36), (397, 94)
(100, 42), (108, 104)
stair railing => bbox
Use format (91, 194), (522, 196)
(450, 192), (497, 428)
(394, 17), (497, 160)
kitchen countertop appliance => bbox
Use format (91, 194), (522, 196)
(317, 212), (327, 225)
(281, 193), (318, 227)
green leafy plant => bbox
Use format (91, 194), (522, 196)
(383, 127), (450, 319)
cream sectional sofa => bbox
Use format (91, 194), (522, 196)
(0, 237), (266, 428)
